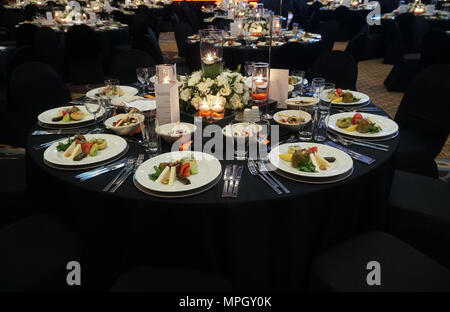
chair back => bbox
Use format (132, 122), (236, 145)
(421, 30), (450, 67)
(34, 26), (63, 75)
(111, 50), (156, 84)
(174, 22), (193, 57)
(15, 23), (39, 46)
(274, 42), (322, 71)
(309, 51), (358, 90)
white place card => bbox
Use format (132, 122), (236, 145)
(46, 11), (53, 23)
(269, 69), (289, 109)
(126, 100), (156, 112)
(88, 12), (97, 24)
(230, 22), (239, 37)
(155, 83), (180, 125)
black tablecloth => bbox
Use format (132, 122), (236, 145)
(26, 104), (399, 290)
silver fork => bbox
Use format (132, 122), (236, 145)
(257, 160), (290, 194)
(221, 164), (232, 198)
(109, 154), (145, 193)
(102, 158), (135, 192)
(33, 138), (67, 150)
(228, 164), (238, 197)
(247, 160), (282, 195)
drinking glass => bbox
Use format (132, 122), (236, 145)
(244, 61), (254, 77)
(298, 105), (316, 141)
(84, 98), (104, 133)
(136, 67), (148, 94)
(292, 22), (299, 33)
(291, 70), (305, 97)
(140, 111), (160, 156)
(318, 82), (335, 113)
(314, 110), (328, 142)
(311, 78), (325, 99)
(104, 78), (120, 117)
(146, 67), (156, 93)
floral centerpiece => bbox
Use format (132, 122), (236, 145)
(179, 69), (251, 113)
(408, 1), (426, 14)
(243, 20), (269, 36)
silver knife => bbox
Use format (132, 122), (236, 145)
(231, 165), (244, 198)
(79, 162), (127, 182)
(76, 158), (128, 179)
(32, 129), (88, 135)
(221, 165), (232, 198)
(348, 140), (389, 152)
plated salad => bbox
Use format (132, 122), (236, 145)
(52, 106), (88, 122)
(56, 134), (107, 161)
(149, 154), (198, 186)
(327, 89), (360, 103)
(336, 113), (382, 134)
(279, 146), (336, 173)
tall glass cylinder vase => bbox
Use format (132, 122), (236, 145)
(251, 62), (269, 105)
(200, 29), (223, 79)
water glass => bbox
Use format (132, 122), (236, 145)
(146, 67), (156, 93)
(140, 111), (160, 155)
(292, 22), (299, 33)
(311, 78), (325, 99)
(298, 105), (316, 141)
(244, 61), (254, 77)
(318, 82), (335, 113)
(84, 98), (104, 133)
(313, 111), (328, 142)
(136, 67), (148, 93)
(291, 70), (305, 96)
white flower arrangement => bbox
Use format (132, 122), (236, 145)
(179, 69), (251, 112)
(243, 20), (269, 36)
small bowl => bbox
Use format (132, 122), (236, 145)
(157, 122), (196, 143)
(285, 97), (319, 110)
(273, 110), (311, 132)
(104, 113), (144, 136)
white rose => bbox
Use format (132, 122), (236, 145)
(230, 94), (242, 109)
(191, 96), (202, 110)
(188, 71), (201, 87)
(197, 82), (209, 93)
(233, 82), (243, 95)
(180, 88), (191, 102)
(219, 86), (231, 96)
(242, 91), (250, 104)
(216, 74), (228, 87)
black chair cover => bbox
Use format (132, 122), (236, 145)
(23, 4), (38, 21)
(421, 30), (450, 67)
(15, 23), (39, 47)
(65, 24), (104, 84)
(273, 42), (322, 71)
(379, 0), (400, 14)
(111, 10), (128, 25)
(181, 5), (200, 33)
(9, 62), (71, 145)
(309, 51), (358, 90)
(396, 13), (415, 52)
(33, 26), (64, 76)
(132, 30), (163, 65)
(394, 64), (450, 177)
(315, 20), (338, 52)
(111, 49), (155, 84)
(174, 22), (193, 57)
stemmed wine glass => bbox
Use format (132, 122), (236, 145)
(136, 67), (148, 95)
(84, 98), (104, 133)
(146, 67), (156, 94)
(291, 70), (305, 97)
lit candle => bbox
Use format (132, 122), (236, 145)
(203, 53), (216, 65)
(199, 98), (211, 117)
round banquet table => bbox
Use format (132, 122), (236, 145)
(26, 103), (399, 291)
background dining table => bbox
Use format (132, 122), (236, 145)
(26, 102), (399, 291)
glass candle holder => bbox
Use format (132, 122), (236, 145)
(211, 96), (225, 120)
(251, 62), (269, 105)
(200, 29), (223, 79)
(272, 17), (282, 37)
(156, 64), (176, 84)
(198, 97), (211, 117)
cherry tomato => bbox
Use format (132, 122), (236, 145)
(352, 113), (363, 125)
(82, 142), (93, 155)
(180, 163), (190, 177)
(62, 111), (67, 116)
(310, 146), (318, 153)
(336, 88), (343, 95)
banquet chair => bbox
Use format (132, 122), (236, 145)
(274, 42), (322, 72)
(111, 10), (128, 25)
(309, 231), (450, 291)
(333, 6), (351, 41)
(314, 20), (338, 52)
(174, 22), (194, 58)
(420, 30), (450, 67)
(9, 62), (71, 146)
(388, 170), (450, 270)
(65, 24), (104, 84)
(345, 32), (367, 63)
(110, 266), (232, 292)
(23, 4), (38, 21)
(132, 32), (164, 65)
(111, 50), (155, 84)
(308, 51), (358, 90)
(33, 26), (64, 76)
(15, 23), (39, 47)
(0, 213), (82, 291)
(393, 64), (450, 178)
(181, 5), (200, 33)
(184, 41), (201, 72)
(379, 0), (400, 14)
(212, 18), (231, 31)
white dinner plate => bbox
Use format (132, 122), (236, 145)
(268, 142), (353, 178)
(135, 151), (222, 193)
(187, 35), (200, 40)
(38, 105), (105, 126)
(86, 86), (138, 100)
(327, 112), (399, 138)
(224, 42), (242, 47)
(43, 134), (128, 167)
(320, 90), (370, 106)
